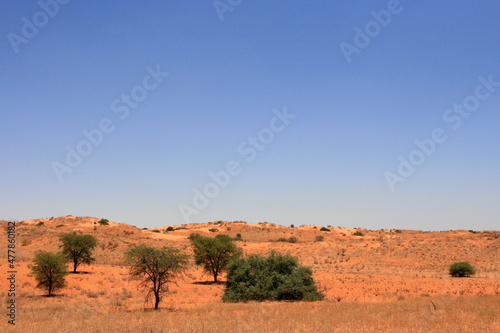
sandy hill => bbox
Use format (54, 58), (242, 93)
(2, 216), (498, 302)
(0, 216), (499, 332)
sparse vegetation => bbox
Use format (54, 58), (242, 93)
(29, 251), (69, 296)
(188, 232), (201, 240)
(223, 252), (324, 302)
(192, 234), (241, 283)
(353, 231), (364, 236)
(449, 262), (476, 277)
(166, 226), (174, 232)
(124, 244), (188, 309)
(36, 222), (44, 227)
(320, 227), (330, 232)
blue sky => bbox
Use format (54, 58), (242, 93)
(1, 0), (499, 230)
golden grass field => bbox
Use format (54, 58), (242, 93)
(1, 216), (499, 332)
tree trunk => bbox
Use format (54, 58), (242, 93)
(154, 292), (160, 309)
(48, 283), (53, 296)
(214, 272), (218, 283)
(73, 259), (78, 273)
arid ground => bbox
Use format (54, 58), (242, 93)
(1, 216), (499, 332)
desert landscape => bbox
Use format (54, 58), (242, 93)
(1, 216), (499, 332)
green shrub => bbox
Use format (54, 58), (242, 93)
(353, 231), (364, 236)
(151, 230), (160, 233)
(36, 222), (44, 227)
(290, 224), (294, 228)
(166, 226), (174, 232)
(208, 228), (219, 233)
(449, 262), (476, 277)
(233, 233), (243, 241)
(320, 227), (330, 232)
(223, 252), (324, 302)
(98, 219), (109, 225)
(276, 237), (288, 242)
(56, 224), (65, 228)
(287, 236), (298, 243)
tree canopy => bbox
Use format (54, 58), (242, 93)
(59, 233), (98, 273)
(192, 234), (241, 283)
(124, 244), (188, 309)
(29, 251), (69, 296)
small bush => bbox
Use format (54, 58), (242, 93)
(151, 230), (160, 233)
(56, 224), (65, 228)
(449, 262), (476, 277)
(233, 233), (243, 241)
(287, 236), (298, 243)
(276, 237), (288, 242)
(166, 226), (174, 232)
(36, 222), (44, 227)
(188, 233), (200, 240)
(353, 231), (364, 236)
(208, 228), (219, 233)
(98, 219), (109, 225)
(290, 224), (294, 228)
(315, 235), (324, 242)
(320, 227), (330, 232)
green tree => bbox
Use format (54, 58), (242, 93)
(29, 251), (69, 296)
(125, 245), (188, 309)
(223, 251), (324, 302)
(192, 234), (241, 283)
(59, 233), (98, 273)
(449, 262), (476, 277)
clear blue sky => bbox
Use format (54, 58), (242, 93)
(1, 1), (499, 230)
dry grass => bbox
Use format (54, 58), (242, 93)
(2, 296), (498, 332)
